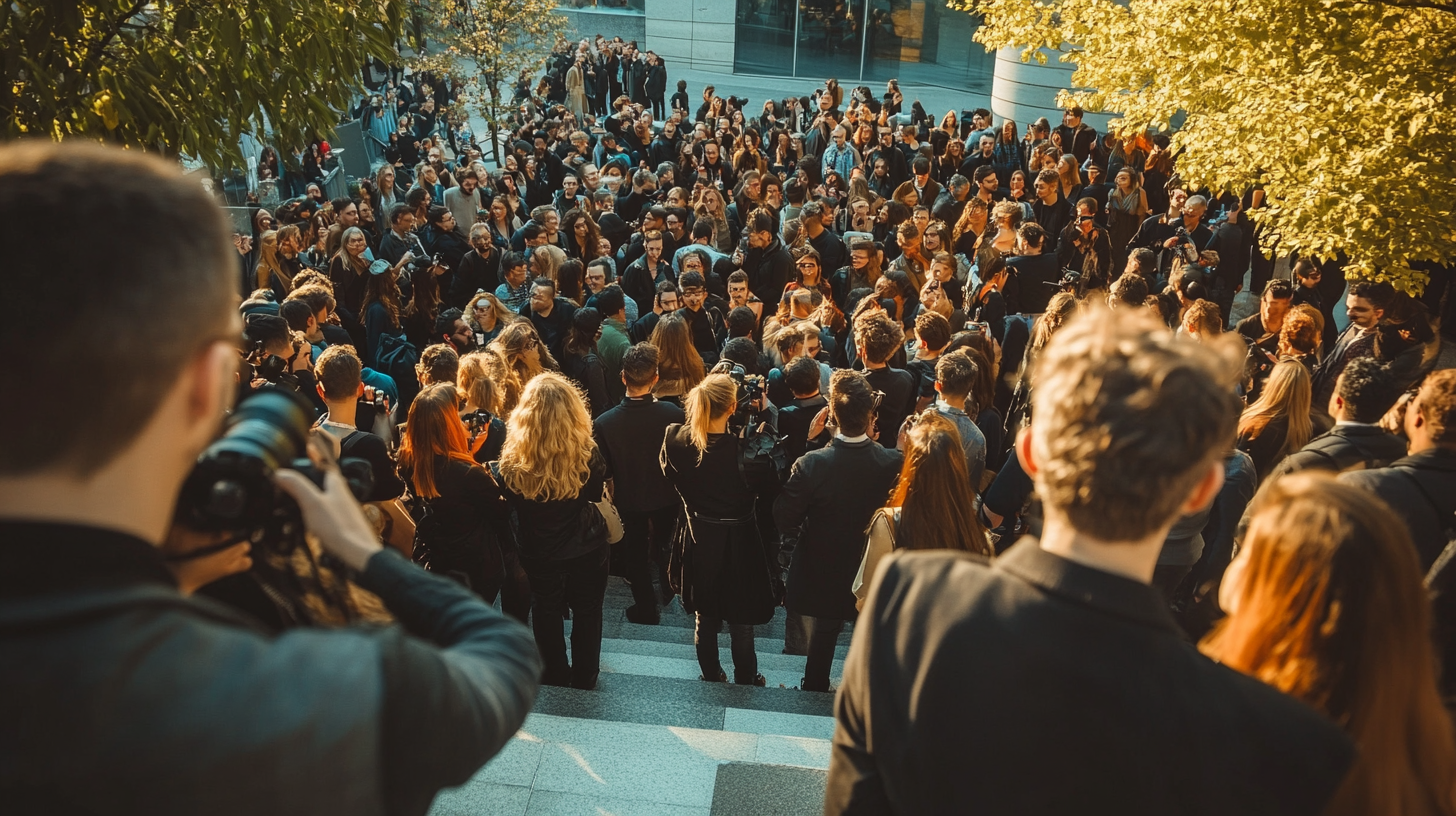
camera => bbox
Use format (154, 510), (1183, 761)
(176, 390), (371, 536)
(713, 360), (765, 412)
(1169, 228), (1199, 265)
(1059, 269), (1083, 295)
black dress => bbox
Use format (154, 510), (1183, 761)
(402, 459), (513, 604)
(660, 426), (777, 626)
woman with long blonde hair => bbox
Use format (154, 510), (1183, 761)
(463, 290), (519, 348)
(1236, 359), (1312, 480)
(495, 372), (610, 689)
(396, 383), (511, 604)
(255, 229), (291, 301)
(648, 312), (705, 404)
(694, 186), (733, 254)
(456, 351), (507, 464)
(661, 374), (779, 685)
(1203, 474), (1456, 816)
(489, 321), (559, 416)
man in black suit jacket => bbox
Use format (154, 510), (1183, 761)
(593, 344), (685, 621)
(855, 312), (916, 448)
(1268, 358), (1406, 480)
(826, 309), (1353, 815)
(775, 370), (902, 692)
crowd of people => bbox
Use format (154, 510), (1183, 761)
(3, 32), (1455, 816)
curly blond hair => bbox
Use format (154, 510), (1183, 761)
(497, 372), (595, 502)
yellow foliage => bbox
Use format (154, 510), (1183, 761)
(962, 0), (1456, 292)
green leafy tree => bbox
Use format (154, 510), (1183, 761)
(964, 0), (1456, 292)
(1, 1), (407, 170)
(408, 0), (566, 164)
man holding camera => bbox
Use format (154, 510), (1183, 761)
(0, 143), (541, 815)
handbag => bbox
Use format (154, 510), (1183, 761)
(594, 494), (624, 544)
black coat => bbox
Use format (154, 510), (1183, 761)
(825, 542), (1354, 815)
(1268, 423), (1408, 480)
(594, 396), (685, 513)
(449, 248), (501, 305)
(745, 238), (794, 304)
(1342, 448), (1456, 570)
(774, 437), (903, 620)
(661, 425), (778, 624)
(402, 459), (513, 598)
(497, 448), (608, 564)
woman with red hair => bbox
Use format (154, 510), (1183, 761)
(1203, 473), (1456, 816)
(398, 383), (513, 605)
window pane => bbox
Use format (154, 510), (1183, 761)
(794, 0), (867, 82)
(863, 0), (994, 91)
(735, 0), (797, 76)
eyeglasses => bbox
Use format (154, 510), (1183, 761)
(796, 261), (819, 269)
(473, 303), (490, 311)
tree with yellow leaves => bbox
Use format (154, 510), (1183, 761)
(1, 1), (407, 170)
(409, 0), (566, 164)
(964, 0), (1456, 292)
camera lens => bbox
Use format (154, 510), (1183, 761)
(176, 390), (315, 530)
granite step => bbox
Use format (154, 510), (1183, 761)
(597, 638), (846, 690)
(711, 762), (829, 816)
(531, 668), (835, 731)
(593, 582), (857, 647)
(428, 712), (832, 816)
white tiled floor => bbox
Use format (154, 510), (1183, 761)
(428, 712), (832, 815)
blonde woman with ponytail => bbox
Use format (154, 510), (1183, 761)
(495, 372), (610, 689)
(660, 373), (779, 686)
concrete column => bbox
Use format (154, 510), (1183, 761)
(990, 46), (1111, 131)
(645, 0), (735, 73)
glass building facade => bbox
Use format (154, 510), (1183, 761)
(733, 0), (994, 89)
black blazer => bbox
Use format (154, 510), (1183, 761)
(773, 437), (903, 620)
(593, 396), (685, 513)
(826, 542), (1354, 816)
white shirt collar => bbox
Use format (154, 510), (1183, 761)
(1335, 420), (1378, 428)
(835, 432), (869, 443)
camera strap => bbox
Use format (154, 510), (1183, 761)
(163, 533), (252, 562)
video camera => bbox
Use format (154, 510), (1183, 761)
(709, 360), (784, 474)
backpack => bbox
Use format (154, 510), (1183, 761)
(375, 332), (420, 406)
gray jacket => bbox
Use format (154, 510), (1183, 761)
(0, 522), (541, 816)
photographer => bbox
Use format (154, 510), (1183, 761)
(661, 373), (780, 686)
(0, 143), (540, 815)
(242, 312), (316, 401)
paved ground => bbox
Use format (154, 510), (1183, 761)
(428, 576), (839, 816)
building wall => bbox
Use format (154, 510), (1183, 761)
(990, 46), (1112, 131)
(645, 0), (736, 73)
(554, 7), (648, 44)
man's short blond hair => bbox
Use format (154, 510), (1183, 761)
(1031, 307), (1243, 541)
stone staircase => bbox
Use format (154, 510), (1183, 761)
(428, 575), (852, 816)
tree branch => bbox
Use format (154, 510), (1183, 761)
(1364, 0), (1456, 14)
(86, 0), (151, 71)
